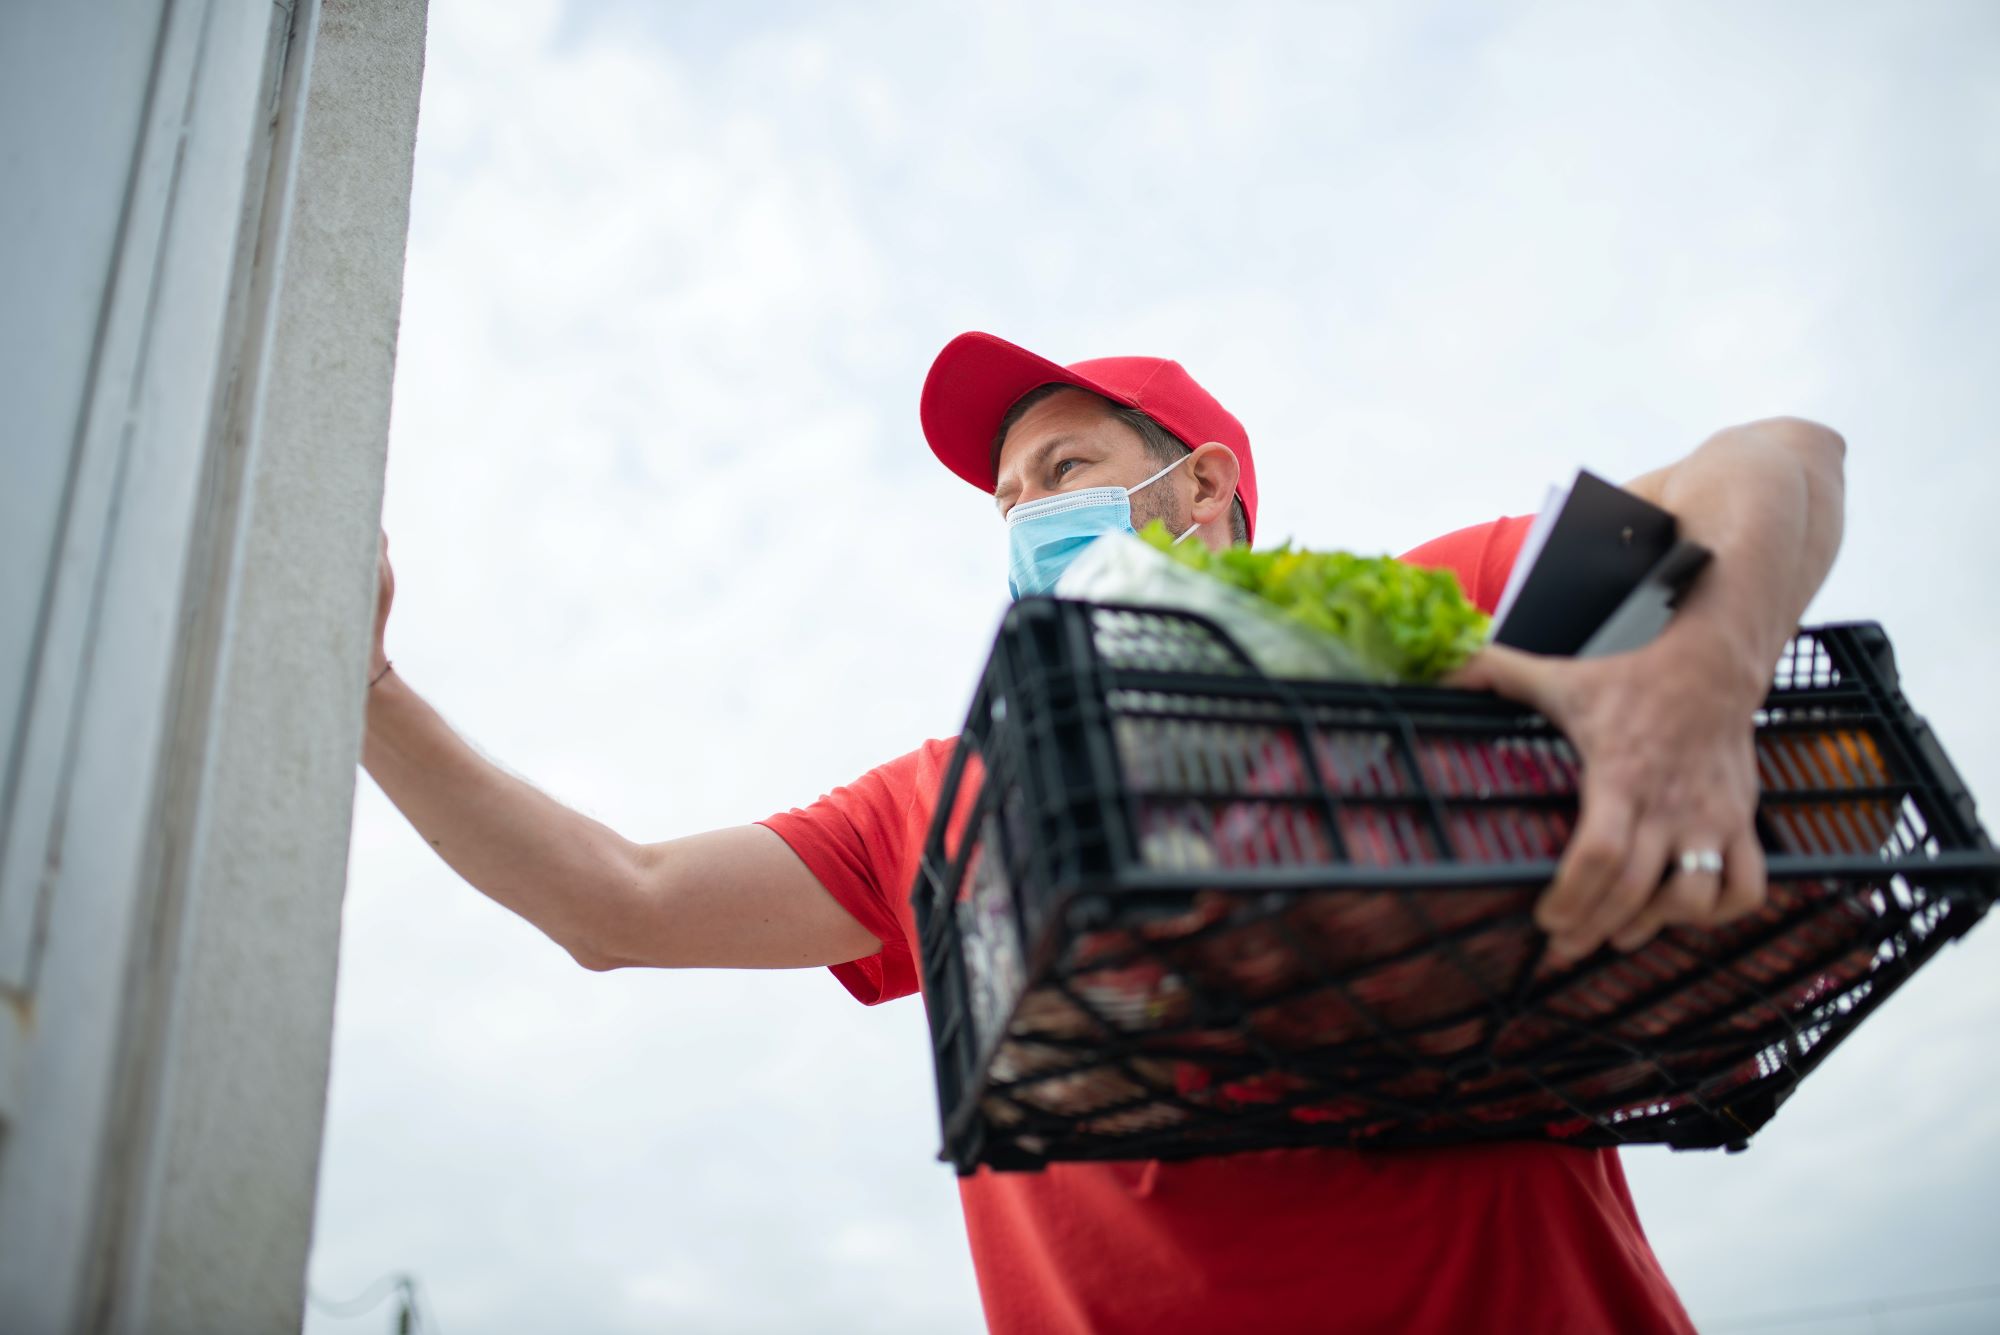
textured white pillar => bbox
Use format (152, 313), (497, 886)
(0, 3), (428, 1331)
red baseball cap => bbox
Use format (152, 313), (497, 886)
(920, 331), (1259, 543)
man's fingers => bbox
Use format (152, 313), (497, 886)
(1536, 784), (1636, 945)
(1711, 825), (1768, 924)
(1633, 846), (1724, 949)
(1552, 818), (1672, 961)
(1443, 644), (1555, 711)
(1658, 851), (1725, 928)
(371, 530), (396, 661)
(1608, 840), (1731, 952)
(1605, 826), (1767, 952)
(1607, 899), (1670, 955)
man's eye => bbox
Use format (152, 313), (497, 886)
(1054, 459), (1081, 480)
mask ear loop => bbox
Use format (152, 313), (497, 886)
(1124, 449), (1197, 497)
(1137, 444), (1237, 549)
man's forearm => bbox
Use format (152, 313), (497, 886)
(362, 671), (643, 967)
(1466, 417), (1850, 958)
(1631, 417), (1847, 686)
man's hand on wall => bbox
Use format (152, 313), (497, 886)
(370, 528), (395, 682)
(1447, 629), (1769, 962)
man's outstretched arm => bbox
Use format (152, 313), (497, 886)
(360, 533), (880, 972)
(1452, 416), (1847, 961)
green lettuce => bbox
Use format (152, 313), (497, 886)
(1135, 520), (1489, 683)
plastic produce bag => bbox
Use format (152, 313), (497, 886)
(1055, 533), (1395, 682)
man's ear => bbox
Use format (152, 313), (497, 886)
(1186, 441), (1242, 530)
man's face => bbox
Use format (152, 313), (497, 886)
(991, 388), (1192, 536)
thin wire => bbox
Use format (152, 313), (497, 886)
(415, 1282), (447, 1335)
(1702, 1280), (2000, 1331)
(307, 1272), (408, 1318)
(308, 1271), (441, 1331)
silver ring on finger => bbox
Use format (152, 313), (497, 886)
(1676, 847), (1724, 876)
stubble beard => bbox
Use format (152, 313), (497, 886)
(1129, 485), (1191, 540)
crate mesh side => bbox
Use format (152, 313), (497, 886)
(924, 610), (2000, 1170)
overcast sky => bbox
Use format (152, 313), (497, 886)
(306, 2), (2000, 1331)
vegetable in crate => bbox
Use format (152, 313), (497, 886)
(1137, 520), (1488, 681)
(1054, 520), (1489, 683)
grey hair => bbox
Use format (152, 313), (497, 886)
(991, 383), (1250, 544)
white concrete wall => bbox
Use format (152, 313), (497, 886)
(0, 2), (428, 1331)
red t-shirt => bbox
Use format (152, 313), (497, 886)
(759, 516), (1695, 1335)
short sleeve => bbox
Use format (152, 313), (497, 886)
(1399, 514), (1535, 617)
(758, 749), (927, 1006)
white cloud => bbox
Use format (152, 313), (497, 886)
(309, 2), (2000, 1331)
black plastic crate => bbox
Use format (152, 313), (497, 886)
(912, 599), (2000, 1174)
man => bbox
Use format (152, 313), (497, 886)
(362, 330), (1846, 1332)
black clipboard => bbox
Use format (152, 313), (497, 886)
(1490, 470), (1711, 658)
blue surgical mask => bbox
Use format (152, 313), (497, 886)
(1005, 452), (1200, 599)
